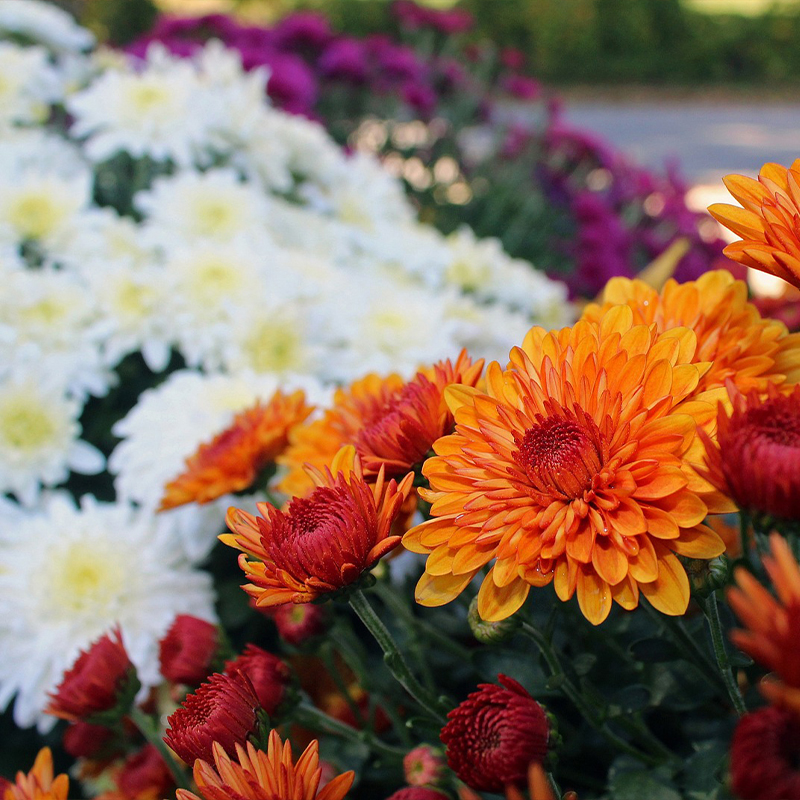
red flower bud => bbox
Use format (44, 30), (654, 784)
(159, 615), (219, 686)
(271, 603), (328, 646)
(117, 744), (175, 800)
(385, 790), (449, 800)
(440, 675), (550, 793)
(164, 670), (260, 766)
(46, 628), (137, 723)
(62, 721), (117, 759)
(224, 645), (291, 717)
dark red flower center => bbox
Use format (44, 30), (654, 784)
(745, 403), (800, 448)
(515, 413), (604, 499)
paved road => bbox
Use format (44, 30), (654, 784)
(561, 101), (800, 187)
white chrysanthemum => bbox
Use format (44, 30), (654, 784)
(0, 128), (88, 180)
(136, 169), (272, 248)
(444, 226), (572, 325)
(0, 42), (62, 128)
(0, 169), (91, 257)
(0, 493), (216, 731)
(82, 260), (173, 372)
(0, 0), (94, 52)
(320, 269), (463, 380)
(0, 366), (104, 505)
(59, 208), (159, 273)
(67, 44), (205, 165)
(110, 369), (327, 512)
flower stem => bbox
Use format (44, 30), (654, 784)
(293, 701), (407, 758)
(128, 705), (191, 790)
(700, 592), (747, 716)
(349, 588), (448, 722)
(521, 622), (663, 767)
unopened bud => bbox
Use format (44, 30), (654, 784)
(468, 596), (521, 644)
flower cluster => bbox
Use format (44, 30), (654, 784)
(130, 4), (730, 298)
(0, 4), (568, 738)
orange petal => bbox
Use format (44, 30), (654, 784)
(591, 536), (629, 586)
(415, 570), (475, 606)
(576, 567), (612, 625)
(672, 524), (725, 559)
(639, 546), (690, 616)
(477, 569), (530, 621)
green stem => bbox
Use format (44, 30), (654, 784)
(701, 592), (748, 716)
(739, 510), (752, 566)
(521, 623), (662, 767)
(293, 702), (406, 758)
(128, 706), (191, 790)
(349, 588), (447, 722)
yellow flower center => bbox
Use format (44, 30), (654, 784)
(51, 542), (126, 615)
(244, 321), (302, 373)
(446, 258), (491, 291)
(115, 281), (155, 319)
(129, 82), (171, 114)
(191, 198), (238, 238)
(0, 397), (58, 451)
(190, 259), (243, 301)
(20, 298), (68, 326)
(8, 192), (65, 240)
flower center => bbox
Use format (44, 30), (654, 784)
(514, 413), (604, 499)
(0, 397), (58, 451)
(746, 404), (800, 448)
(244, 320), (303, 373)
(9, 192), (63, 240)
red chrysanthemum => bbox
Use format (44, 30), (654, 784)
(268, 603), (328, 646)
(701, 382), (800, 521)
(159, 615), (219, 687)
(224, 645), (290, 717)
(730, 706), (800, 800)
(385, 790), (449, 800)
(278, 352), (482, 496)
(116, 744), (175, 800)
(440, 675), (550, 793)
(355, 351), (484, 478)
(46, 628), (136, 723)
(159, 390), (314, 511)
(727, 533), (800, 714)
(223, 446), (414, 607)
(62, 721), (117, 759)
(403, 745), (445, 788)
(163, 670), (260, 766)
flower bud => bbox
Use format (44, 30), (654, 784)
(468, 596), (521, 643)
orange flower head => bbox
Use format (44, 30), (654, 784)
(175, 732), (354, 800)
(708, 159), (800, 290)
(701, 382), (800, 522)
(278, 353), (482, 496)
(2, 749), (69, 800)
(404, 309), (728, 626)
(583, 270), (800, 394)
(277, 372), (406, 498)
(224, 446), (414, 607)
(727, 533), (800, 713)
(160, 390), (314, 511)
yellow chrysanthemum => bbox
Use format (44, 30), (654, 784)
(404, 308), (730, 626)
(708, 160), (800, 290)
(2, 749), (69, 800)
(582, 270), (800, 393)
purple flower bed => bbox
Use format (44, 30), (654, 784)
(129, 2), (732, 298)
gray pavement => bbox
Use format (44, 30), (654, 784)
(561, 101), (800, 186)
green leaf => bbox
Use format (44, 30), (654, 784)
(610, 770), (682, 800)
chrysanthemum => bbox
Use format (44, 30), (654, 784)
(404, 310), (728, 625)
(159, 616), (220, 687)
(701, 383), (800, 522)
(45, 628), (137, 723)
(164, 670), (260, 766)
(729, 706), (800, 800)
(440, 675), (549, 793)
(0, 493), (215, 730)
(224, 645), (290, 717)
(727, 533), (800, 713)
(708, 160), (800, 290)
(224, 446), (414, 607)
(176, 732), (354, 800)
(1, 748), (69, 800)
(582, 270), (800, 393)
(160, 390), (313, 511)
(279, 352), (481, 495)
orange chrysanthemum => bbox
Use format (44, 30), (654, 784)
(582, 270), (800, 394)
(2, 749), (69, 800)
(708, 159), (800, 290)
(727, 533), (800, 714)
(160, 390), (313, 511)
(404, 309), (729, 626)
(224, 446), (414, 607)
(277, 352), (482, 496)
(176, 732), (354, 800)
